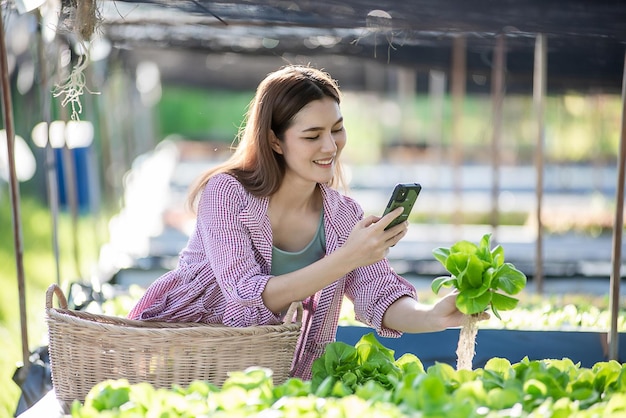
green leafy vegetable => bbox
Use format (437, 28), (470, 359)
(71, 334), (626, 417)
(311, 332), (404, 395)
(431, 233), (527, 319)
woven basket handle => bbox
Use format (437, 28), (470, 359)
(283, 301), (303, 324)
(46, 283), (68, 309)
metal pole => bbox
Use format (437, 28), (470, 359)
(451, 35), (466, 238)
(56, 53), (82, 280)
(429, 70), (445, 224)
(490, 34), (505, 242)
(61, 134), (82, 279)
(0, 5), (30, 367)
(533, 34), (546, 294)
(37, 9), (61, 285)
(608, 50), (626, 361)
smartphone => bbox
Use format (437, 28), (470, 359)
(381, 183), (422, 230)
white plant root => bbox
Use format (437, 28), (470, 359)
(53, 0), (101, 121)
(456, 314), (479, 371)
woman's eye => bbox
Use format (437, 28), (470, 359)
(303, 127), (342, 140)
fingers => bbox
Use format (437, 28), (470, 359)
(347, 211), (409, 265)
(386, 223), (407, 248)
(360, 215), (380, 228)
(378, 207), (404, 230)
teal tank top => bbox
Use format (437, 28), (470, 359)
(271, 211), (326, 275)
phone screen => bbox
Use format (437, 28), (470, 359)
(382, 183), (422, 230)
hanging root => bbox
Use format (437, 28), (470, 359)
(456, 314), (479, 371)
(53, 0), (102, 121)
(53, 48), (89, 121)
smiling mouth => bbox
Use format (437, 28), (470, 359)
(314, 157), (334, 166)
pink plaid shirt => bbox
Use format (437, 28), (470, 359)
(128, 173), (417, 379)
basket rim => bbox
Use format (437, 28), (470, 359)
(45, 283), (303, 335)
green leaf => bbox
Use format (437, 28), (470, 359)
(395, 353), (425, 375)
(127, 382), (158, 412)
(355, 332), (396, 363)
(273, 378), (311, 399)
(482, 267), (495, 287)
(185, 380), (219, 397)
(592, 360), (624, 392)
(486, 387), (522, 410)
(341, 371), (358, 389)
(457, 289), (492, 315)
(445, 252), (471, 278)
(86, 380), (132, 412)
(491, 303), (502, 320)
(608, 366), (626, 393)
(431, 275), (457, 294)
(491, 244), (505, 267)
(453, 380), (487, 405)
(446, 253), (488, 290)
(476, 233), (493, 263)
(490, 292), (520, 311)
(354, 380), (390, 403)
(450, 239), (478, 256)
(465, 254), (487, 288)
(570, 369), (595, 392)
(331, 380), (353, 397)
(393, 373), (423, 408)
(432, 247), (451, 266)
(427, 362), (459, 385)
(311, 341), (358, 389)
(415, 374), (449, 411)
(570, 387), (599, 403)
(605, 392), (626, 414)
(548, 397), (578, 418)
(484, 357), (515, 381)
(215, 386), (249, 410)
(461, 276), (492, 299)
(523, 378), (548, 398)
(493, 263), (527, 295)
(222, 367), (273, 391)
(315, 375), (335, 397)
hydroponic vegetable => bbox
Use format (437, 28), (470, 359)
(431, 233), (527, 370)
(70, 334), (626, 417)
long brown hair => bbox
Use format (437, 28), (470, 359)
(187, 65), (345, 211)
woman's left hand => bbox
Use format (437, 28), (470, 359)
(431, 290), (489, 329)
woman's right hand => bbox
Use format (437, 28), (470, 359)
(341, 207), (408, 269)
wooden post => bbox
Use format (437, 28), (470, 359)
(608, 50), (626, 361)
(37, 9), (61, 285)
(451, 36), (466, 236)
(533, 34), (547, 294)
(61, 127), (82, 279)
(0, 5), (29, 366)
(490, 34), (506, 242)
(397, 66), (416, 143)
(429, 70), (445, 221)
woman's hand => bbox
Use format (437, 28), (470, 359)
(383, 292), (490, 333)
(263, 208), (409, 312)
(429, 290), (490, 329)
(339, 207), (408, 270)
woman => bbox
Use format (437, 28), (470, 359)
(128, 65), (470, 380)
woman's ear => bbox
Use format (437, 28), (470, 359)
(270, 131), (283, 154)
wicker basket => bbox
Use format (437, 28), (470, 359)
(45, 283), (303, 404)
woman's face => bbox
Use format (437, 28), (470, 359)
(273, 97), (346, 185)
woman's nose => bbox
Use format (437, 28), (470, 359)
(321, 131), (337, 152)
